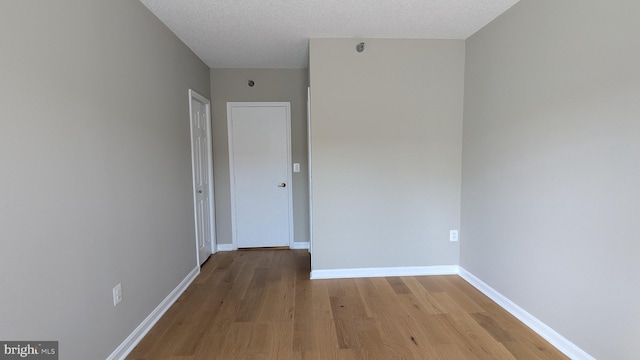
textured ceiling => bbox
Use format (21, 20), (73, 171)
(139, 0), (520, 69)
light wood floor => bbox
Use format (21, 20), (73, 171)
(127, 250), (568, 360)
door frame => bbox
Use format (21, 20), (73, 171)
(307, 88), (314, 260)
(189, 89), (216, 266)
(227, 102), (294, 250)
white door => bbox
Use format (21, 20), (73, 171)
(227, 102), (293, 248)
(189, 90), (215, 265)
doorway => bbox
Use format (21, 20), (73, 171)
(189, 90), (216, 265)
(227, 102), (293, 249)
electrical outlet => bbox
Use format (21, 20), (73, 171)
(450, 230), (459, 242)
(113, 283), (123, 306)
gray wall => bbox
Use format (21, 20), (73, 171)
(309, 39), (465, 270)
(210, 69), (310, 246)
(461, 0), (640, 359)
(0, 1), (210, 359)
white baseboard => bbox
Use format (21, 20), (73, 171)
(217, 243), (235, 252)
(290, 242), (310, 250)
(458, 267), (595, 360)
(107, 266), (200, 360)
(310, 265), (458, 280)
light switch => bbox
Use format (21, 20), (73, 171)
(293, 163), (300, 173)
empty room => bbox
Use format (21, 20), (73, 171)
(1, 0), (638, 359)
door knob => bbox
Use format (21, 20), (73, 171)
(278, 183), (286, 188)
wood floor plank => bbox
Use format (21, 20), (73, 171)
(442, 310), (518, 360)
(310, 280), (334, 320)
(235, 268), (268, 322)
(503, 341), (554, 360)
(265, 322), (295, 358)
(311, 319), (341, 358)
(353, 278), (379, 317)
(352, 317), (391, 360)
(192, 299), (240, 358)
(415, 313), (458, 346)
(432, 343), (472, 360)
(219, 322), (253, 355)
(172, 295), (224, 356)
(337, 279), (368, 318)
(127, 250), (568, 360)
(434, 276), (487, 313)
(402, 277), (448, 315)
(396, 292), (440, 321)
(386, 276), (412, 294)
(416, 274), (446, 292)
(293, 277), (317, 352)
(329, 297), (361, 350)
(368, 277), (410, 317)
(470, 312), (516, 343)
